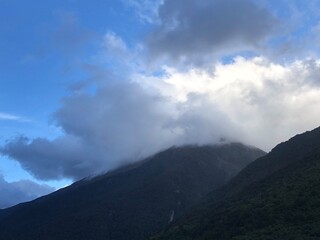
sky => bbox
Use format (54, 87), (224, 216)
(1, 0), (320, 208)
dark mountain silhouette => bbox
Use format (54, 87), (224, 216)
(0, 143), (264, 240)
(152, 126), (320, 240)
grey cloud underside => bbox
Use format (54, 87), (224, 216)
(3, 0), (319, 183)
(148, 0), (277, 64)
(2, 136), (100, 181)
(0, 175), (54, 209)
(1, 82), (240, 181)
(2, 59), (320, 181)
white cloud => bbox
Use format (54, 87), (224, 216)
(124, 0), (163, 24)
(0, 112), (27, 122)
(2, 0), (320, 182)
(103, 31), (127, 54)
(137, 57), (320, 150)
(2, 56), (320, 181)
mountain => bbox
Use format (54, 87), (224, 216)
(0, 143), (265, 240)
(152, 127), (320, 240)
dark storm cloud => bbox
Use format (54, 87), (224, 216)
(0, 175), (54, 209)
(148, 0), (277, 65)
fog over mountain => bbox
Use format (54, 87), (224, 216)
(0, 143), (265, 240)
(152, 126), (320, 240)
(1, 0), (320, 207)
(2, 57), (320, 182)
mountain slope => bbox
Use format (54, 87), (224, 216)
(152, 127), (320, 240)
(0, 143), (265, 240)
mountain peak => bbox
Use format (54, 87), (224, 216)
(152, 126), (320, 240)
(0, 143), (264, 240)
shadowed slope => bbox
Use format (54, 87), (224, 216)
(0, 143), (264, 240)
(152, 127), (320, 240)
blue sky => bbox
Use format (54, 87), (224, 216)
(1, 0), (320, 208)
(0, 0), (150, 182)
(0, 0), (163, 207)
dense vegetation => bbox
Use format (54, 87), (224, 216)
(152, 127), (320, 240)
(0, 143), (264, 240)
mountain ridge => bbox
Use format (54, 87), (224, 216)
(151, 126), (320, 240)
(0, 142), (265, 240)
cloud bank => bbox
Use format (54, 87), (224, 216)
(0, 112), (26, 122)
(2, 0), (320, 183)
(147, 0), (277, 65)
(2, 57), (320, 181)
(0, 175), (54, 208)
